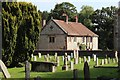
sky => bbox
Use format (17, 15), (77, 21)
(17, 0), (120, 12)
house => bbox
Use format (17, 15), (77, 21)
(36, 18), (98, 50)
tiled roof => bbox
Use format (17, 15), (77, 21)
(53, 19), (98, 37)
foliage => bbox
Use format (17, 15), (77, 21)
(79, 5), (94, 30)
(2, 2), (41, 67)
(91, 6), (118, 50)
(50, 2), (77, 21)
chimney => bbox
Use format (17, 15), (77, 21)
(62, 13), (68, 24)
(66, 15), (68, 24)
(42, 20), (46, 27)
(75, 16), (78, 23)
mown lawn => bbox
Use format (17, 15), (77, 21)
(1, 55), (120, 80)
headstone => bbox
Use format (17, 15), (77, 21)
(44, 55), (47, 61)
(38, 53), (41, 58)
(70, 61), (74, 70)
(73, 50), (76, 58)
(112, 58), (116, 63)
(93, 54), (96, 61)
(104, 58), (108, 64)
(95, 58), (99, 66)
(73, 69), (78, 79)
(71, 53), (74, 59)
(25, 60), (30, 80)
(0, 59), (11, 78)
(31, 54), (34, 58)
(101, 59), (104, 65)
(55, 52), (57, 60)
(33, 56), (37, 61)
(84, 61), (90, 80)
(56, 57), (59, 66)
(47, 54), (50, 61)
(52, 66), (55, 72)
(67, 55), (71, 61)
(108, 57), (111, 64)
(62, 56), (64, 62)
(84, 56), (87, 63)
(87, 56), (91, 62)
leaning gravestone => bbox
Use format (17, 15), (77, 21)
(0, 59), (11, 78)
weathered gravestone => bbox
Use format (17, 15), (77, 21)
(38, 53), (41, 58)
(108, 57), (111, 64)
(33, 56), (37, 61)
(31, 54), (34, 58)
(73, 69), (78, 80)
(62, 56), (64, 62)
(88, 56), (91, 62)
(84, 61), (90, 80)
(71, 53), (74, 59)
(104, 58), (108, 64)
(83, 56), (87, 63)
(0, 59), (11, 78)
(70, 61), (74, 70)
(93, 54), (96, 61)
(101, 59), (104, 65)
(25, 60), (30, 80)
(67, 55), (71, 61)
(95, 58), (99, 66)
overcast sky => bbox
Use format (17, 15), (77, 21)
(18, 0), (120, 12)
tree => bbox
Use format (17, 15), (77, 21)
(91, 6), (118, 50)
(2, 2), (41, 67)
(79, 5), (94, 30)
(50, 2), (77, 21)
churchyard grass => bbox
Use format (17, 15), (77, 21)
(6, 55), (119, 79)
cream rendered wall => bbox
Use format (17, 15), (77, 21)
(92, 37), (98, 50)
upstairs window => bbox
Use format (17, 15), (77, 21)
(74, 37), (77, 42)
(49, 36), (55, 43)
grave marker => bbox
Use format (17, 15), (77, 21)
(38, 53), (41, 58)
(31, 54), (34, 58)
(56, 57), (59, 66)
(70, 61), (74, 70)
(25, 60), (30, 80)
(87, 56), (91, 62)
(33, 56), (37, 61)
(84, 56), (87, 63)
(0, 59), (11, 78)
(95, 58), (99, 66)
(101, 59), (104, 65)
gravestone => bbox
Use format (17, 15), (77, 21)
(84, 61), (90, 80)
(108, 57), (111, 64)
(0, 59), (11, 78)
(95, 58), (99, 66)
(70, 61), (74, 70)
(101, 59), (104, 65)
(115, 51), (118, 63)
(31, 54), (34, 58)
(67, 55), (71, 61)
(88, 56), (91, 62)
(84, 56), (87, 63)
(112, 58), (116, 63)
(54, 52), (57, 61)
(71, 53), (74, 59)
(44, 55), (47, 61)
(93, 54), (96, 61)
(33, 56), (37, 61)
(62, 56), (64, 62)
(104, 58), (108, 64)
(73, 69), (78, 79)
(38, 53), (41, 58)
(25, 60), (30, 80)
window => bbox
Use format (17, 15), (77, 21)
(90, 37), (92, 42)
(74, 37), (77, 42)
(49, 36), (55, 43)
(82, 37), (85, 43)
(69, 37), (71, 42)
